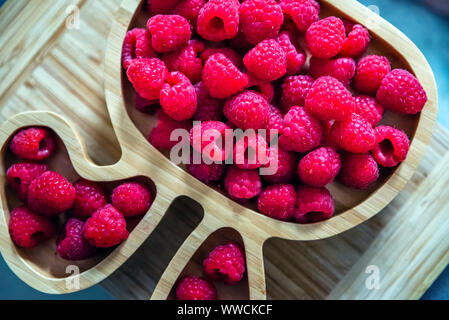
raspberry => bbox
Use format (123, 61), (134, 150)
(239, 0), (284, 45)
(202, 53), (249, 99)
(57, 218), (97, 261)
(186, 152), (226, 183)
(111, 182), (153, 217)
(176, 276), (217, 300)
(305, 76), (355, 121)
(262, 146), (298, 184)
(354, 95), (384, 127)
(134, 93), (158, 114)
(276, 30), (306, 76)
(6, 163), (48, 201)
(203, 243), (245, 285)
(354, 55), (391, 94)
(246, 77), (275, 103)
(160, 71), (197, 121)
(83, 205), (129, 248)
(190, 121), (232, 162)
(339, 153), (379, 189)
(126, 58), (168, 101)
(200, 47), (241, 68)
(309, 57), (356, 86)
(10, 127), (55, 161)
(244, 39), (287, 81)
(257, 184), (296, 221)
(224, 91), (270, 130)
(340, 24), (370, 57)
(233, 133), (269, 169)
(149, 109), (192, 150)
(371, 125), (410, 167)
(147, 15), (191, 53)
(267, 105), (284, 134)
(298, 147), (341, 187)
(295, 186), (334, 223)
(122, 28), (155, 70)
(280, 75), (314, 112)
(193, 82), (224, 121)
(279, 106), (322, 153)
(305, 16), (346, 59)
(376, 69), (427, 115)
(148, 0), (180, 14)
(72, 179), (107, 220)
(173, 0), (206, 28)
(28, 171), (76, 216)
(197, 0), (240, 41)
(9, 206), (55, 249)
(330, 114), (375, 153)
(280, 0), (320, 32)
(224, 166), (262, 199)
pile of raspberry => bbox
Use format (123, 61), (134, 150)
(124, 0), (427, 224)
(7, 127), (154, 260)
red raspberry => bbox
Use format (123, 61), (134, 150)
(354, 55), (391, 94)
(6, 163), (48, 201)
(340, 24), (370, 57)
(83, 205), (129, 248)
(276, 30), (306, 76)
(147, 15), (191, 53)
(197, 0), (240, 41)
(371, 125), (410, 167)
(134, 93), (158, 114)
(257, 184), (296, 221)
(122, 28), (155, 70)
(309, 57), (356, 86)
(148, 0), (180, 14)
(28, 171), (76, 216)
(246, 77), (275, 103)
(186, 153), (226, 183)
(262, 146), (298, 184)
(280, 0), (320, 32)
(339, 153), (379, 189)
(233, 133), (269, 169)
(190, 121), (232, 162)
(173, 0), (206, 28)
(224, 91), (270, 130)
(111, 182), (153, 217)
(224, 166), (262, 200)
(176, 276), (217, 300)
(267, 105), (284, 134)
(306, 16), (346, 59)
(57, 218), (97, 261)
(193, 82), (224, 121)
(279, 106), (323, 153)
(244, 39), (287, 81)
(10, 127), (55, 161)
(298, 147), (341, 187)
(149, 109), (192, 150)
(295, 186), (334, 223)
(203, 243), (245, 285)
(239, 0), (284, 45)
(330, 114), (375, 153)
(202, 53), (249, 99)
(354, 95), (384, 127)
(160, 71), (197, 121)
(126, 58), (168, 101)
(376, 69), (427, 115)
(9, 206), (55, 249)
(280, 75), (314, 112)
(305, 76), (355, 121)
(72, 179), (107, 220)
(200, 47), (241, 68)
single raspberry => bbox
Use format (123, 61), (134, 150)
(305, 76), (355, 121)
(295, 186), (334, 223)
(239, 0), (284, 45)
(246, 77), (275, 103)
(279, 106), (323, 153)
(276, 30), (306, 76)
(298, 147), (341, 187)
(122, 28), (155, 70)
(193, 82), (224, 121)
(6, 163), (48, 201)
(147, 15), (191, 53)
(339, 153), (379, 189)
(203, 243), (245, 285)
(200, 47), (242, 68)
(57, 218), (97, 261)
(83, 204), (129, 248)
(224, 166), (262, 199)
(111, 182), (153, 217)
(257, 184), (296, 221)
(28, 171), (76, 216)
(376, 69), (427, 115)
(173, 0), (206, 28)
(148, 0), (180, 14)
(305, 16), (346, 59)
(197, 0), (240, 41)
(160, 71), (197, 121)
(354, 95), (384, 127)
(224, 91), (270, 130)
(353, 55), (391, 94)
(190, 121), (232, 162)
(280, 75), (314, 112)
(9, 206), (55, 249)
(340, 24), (370, 57)
(330, 114), (375, 153)
(134, 93), (158, 114)
(10, 127), (55, 161)
(371, 125), (410, 167)
(72, 179), (108, 220)
(149, 109), (192, 150)
(176, 276), (217, 300)
(186, 152), (226, 183)
(126, 58), (168, 101)
(267, 105), (284, 134)
(202, 53), (249, 99)
(244, 39), (287, 81)
(233, 133), (269, 169)
(309, 57), (356, 86)
(280, 0), (320, 32)
(262, 146), (298, 184)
